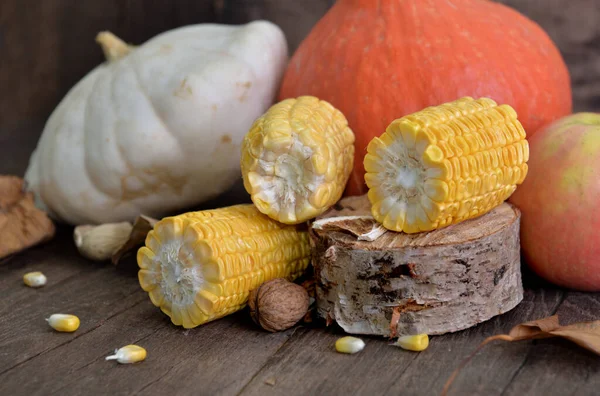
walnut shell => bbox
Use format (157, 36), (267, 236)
(248, 278), (310, 332)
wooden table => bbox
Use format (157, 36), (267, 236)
(1, 220), (599, 396)
(1, 1), (600, 394)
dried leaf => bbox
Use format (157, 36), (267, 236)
(325, 312), (334, 327)
(312, 215), (388, 241)
(0, 175), (55, 259)
(389, 306), (401, 339)
(111, 214), (158, 266)
(300, 278), (316, 299)
(442, 315), (600, 395)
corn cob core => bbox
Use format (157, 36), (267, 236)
(364, 97), (529, 234)
(241, 96), (355, 224)
(137, 204), (311, 329)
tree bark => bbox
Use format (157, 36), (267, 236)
(309, 195), (524, 337)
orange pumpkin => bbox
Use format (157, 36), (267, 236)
(279, 0), (572, 196)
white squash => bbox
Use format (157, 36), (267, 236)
(24, 21), (288, 225)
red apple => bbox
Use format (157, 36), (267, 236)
(509, 113), (600, 291)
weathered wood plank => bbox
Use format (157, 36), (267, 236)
(0, 0), (216, 130)
(402, 288), (569, 396)
(217, 0), (334, 53)
(237, 286), (566, 396)
(0, 229), (90, 309)
(0, 300), (162, 396)
(500, 291), (600, 396)
(497, 0), (600, 112)
(0, 233), (298, 396)
(0, 228), (598, 396)
(0, 230), (148, 373)
(0, 293), (296, 395)
(0, 121), (46, 176)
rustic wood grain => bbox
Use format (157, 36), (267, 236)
(1, 0), (598, 179)
(217, 0), (334, 52)
(497, 0), (600, 113)
(313, 195), (520, 249)
(0, 303), (295, 396)
(0, 229), (148, 374)
(0, 0), (216, 130)
(1, 1), (600, 395)
(235, 287), (570, 396)
(0, 235), (301, 395)
(0, 222), (599, 395)
(311, 195), (524, 336)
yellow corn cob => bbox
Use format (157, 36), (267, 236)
(137, 204), (311, 329)
(364, 97), (529, 234)
(241, 96), (355, 224)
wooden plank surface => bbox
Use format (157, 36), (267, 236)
(1, 1), (600, 395)
(1, 229), (598, 395)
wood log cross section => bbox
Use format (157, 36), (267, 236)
(309, 195), (524, 337)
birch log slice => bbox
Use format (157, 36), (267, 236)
(309, 195), (523, 337)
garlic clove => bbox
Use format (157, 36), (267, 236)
(74, 222), (133, 261)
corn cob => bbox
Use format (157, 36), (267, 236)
(241, 96), (355, 224)
(137, 204), (311, 329)
(364, 97), (529, 234)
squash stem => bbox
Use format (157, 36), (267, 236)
(96, 31), (132, 61)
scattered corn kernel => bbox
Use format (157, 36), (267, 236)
(46, 314), (80, 332)
(105, 345), (147, 364)
(395, 334), (429, 351)
(335, 336), (365, 354)
(23, 271), (47, 288)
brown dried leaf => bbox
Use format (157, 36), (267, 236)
(0, 175), (55, 260)
(111, 214), (158, 266)
(312, 215), (387, 241)
(389, 306), (401, 339)
(442, 315), (600, 395)
(325, 312), (334, 327)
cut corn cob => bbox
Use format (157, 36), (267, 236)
(241, 96), (355, 224)
(364, 97), (529, 233)
(137, 204), (311, 329)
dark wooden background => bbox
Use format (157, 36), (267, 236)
(1, 0), (599, 176)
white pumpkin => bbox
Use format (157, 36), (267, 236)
(24, 21), (288, 225)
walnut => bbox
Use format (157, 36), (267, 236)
(248, 278), (310, 332)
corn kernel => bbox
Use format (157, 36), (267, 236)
(395, 334), (429, 352)
(105, 344), (147, 364)
(46, 314), (80, 332)
(335, 336), (365, 354)
(23, 271), (47, 288)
